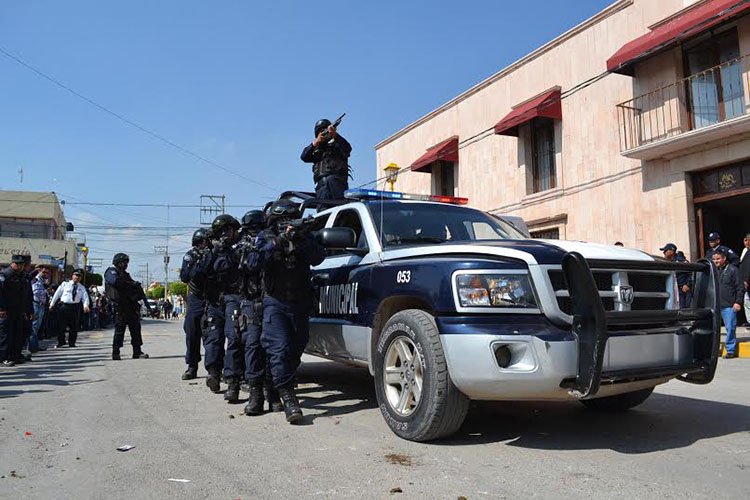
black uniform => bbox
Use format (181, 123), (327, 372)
(0, 266), (29, 364)
(193, 249), (225, 379)
(673, 254), (694, 309)
(252, 228), (325, 388)
(180, 247), (208, 371)
(213, 244), (245, 384)
(301, 134), (352, 201)
(104, 266), (147, 358)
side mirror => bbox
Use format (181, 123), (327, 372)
(318, 227), (357, 249)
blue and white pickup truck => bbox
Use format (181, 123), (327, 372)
(302, 189), (721, 442)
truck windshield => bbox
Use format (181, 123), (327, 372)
(367, 201), (526, 248)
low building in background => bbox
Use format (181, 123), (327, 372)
(375, 0), (750, 260)
(0, 190), (79, 281)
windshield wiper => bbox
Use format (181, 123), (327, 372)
(392, 237), (447, 245)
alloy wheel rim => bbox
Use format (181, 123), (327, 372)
(383, 335), (423, 417)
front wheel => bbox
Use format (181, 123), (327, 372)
(373, 309), (469, 442)
(580, 387), (654, 411)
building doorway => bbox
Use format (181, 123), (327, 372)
(693, 161), (750, 258)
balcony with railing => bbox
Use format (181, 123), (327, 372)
(616, 54), (750, 160)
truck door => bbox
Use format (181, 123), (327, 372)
(309, 208), (372, 364)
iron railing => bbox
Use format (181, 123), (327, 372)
(616, 55), (750, 151)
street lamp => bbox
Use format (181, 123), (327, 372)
(80, 244), (89, 285)
(384, 163), (400, 191)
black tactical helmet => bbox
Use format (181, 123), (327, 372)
(192, 228), (209, 246)
(241, 210), (266, 231)
(112, 253), (129, 266)
(267, 199), (300, 224)
(314, 118), (331, 137)
(211, 214), (240, 236)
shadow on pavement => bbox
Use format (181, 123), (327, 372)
(293, 359), (750, 451)
(0, 340), (109, 399)
(295, 360), (376, 422)
(432, 393), (750, 453)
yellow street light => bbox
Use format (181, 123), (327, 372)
(384, 163), (400, 191)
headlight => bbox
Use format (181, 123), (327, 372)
(455, 273), (537, 309)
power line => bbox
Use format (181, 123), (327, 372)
(360, 0), (750, 190)
(358, 70), (611, 190)
(0, 198), (267, 208)
(0, 45), (281, 194)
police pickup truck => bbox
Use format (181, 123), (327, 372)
(303, 188), (721, 442)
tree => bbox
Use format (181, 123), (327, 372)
(146, 286), (164, 300)
(83, 272), (103, 287)
(169, 282), (188, 298)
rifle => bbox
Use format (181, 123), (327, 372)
(320, 113), (346, 141)
(134, 284), (156, 318)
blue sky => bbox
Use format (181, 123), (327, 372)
(0, 0), (613, 281)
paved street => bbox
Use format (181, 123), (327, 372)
(1, 320), (749, 500)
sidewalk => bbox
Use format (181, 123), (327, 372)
(720, 324), (749, 358)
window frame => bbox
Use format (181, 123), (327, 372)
(529, 117), (557, 194)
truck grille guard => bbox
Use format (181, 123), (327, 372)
(560, 252), (721, 399)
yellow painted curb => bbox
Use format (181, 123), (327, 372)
(720, 341), (750, 358)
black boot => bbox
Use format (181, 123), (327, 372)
(112, 348), (121, 361)
(206, 369), (221, 393)
(265, 385), (284, 412)
(278, 385), (303, 424)
(224, 378), (240, 403)
(244, 381), (265, 416)
(133, 349), (149, 359)
(182, 366), (198, 380)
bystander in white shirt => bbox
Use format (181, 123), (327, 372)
(50, 275), (90, 312)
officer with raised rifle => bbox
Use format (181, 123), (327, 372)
(250, 199), (325, 423)
(301, 114), (352, 202)
(179, 228), (210, 380)
(210, 214), (245, 403)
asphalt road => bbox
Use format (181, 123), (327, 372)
(1, 320), (749, 500)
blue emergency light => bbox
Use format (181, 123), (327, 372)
(344, 188), (468, 205)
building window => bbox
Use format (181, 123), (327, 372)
(530, 118), (556, 193)
(683, 28), (744, 129)
(530, 228), (560, 239)
(431, 160), (457, 197)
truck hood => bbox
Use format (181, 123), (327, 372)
(379, 239), (656, 266)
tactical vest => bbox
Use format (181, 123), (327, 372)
(313, 145), (349, 182)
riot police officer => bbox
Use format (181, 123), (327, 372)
(235, 210), (283, 415)
(193, 215), (238, 394)
(210, 214), (244, 402)
(301, 118), (352, 201)
(179, 228), (210, 380)
(105, 253), (152, 360)
(250, 199), (325, 423)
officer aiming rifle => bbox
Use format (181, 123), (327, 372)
(301, 114), (352, 202)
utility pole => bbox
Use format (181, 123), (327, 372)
(154, 245), (169, 302)
(200, 195), (225, 226)
(165, 204), (170, 303)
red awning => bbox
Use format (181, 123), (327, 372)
(493, 88), (562, 137)
(607, 0), (750, 75)
(410, 136), (459, 172)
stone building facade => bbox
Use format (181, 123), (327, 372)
(375, 0), (750, 260)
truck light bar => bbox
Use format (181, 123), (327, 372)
(344, 188), (468, 205)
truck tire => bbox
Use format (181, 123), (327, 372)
(580, 387), (654, 411)
(373, 309), (469, 442)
